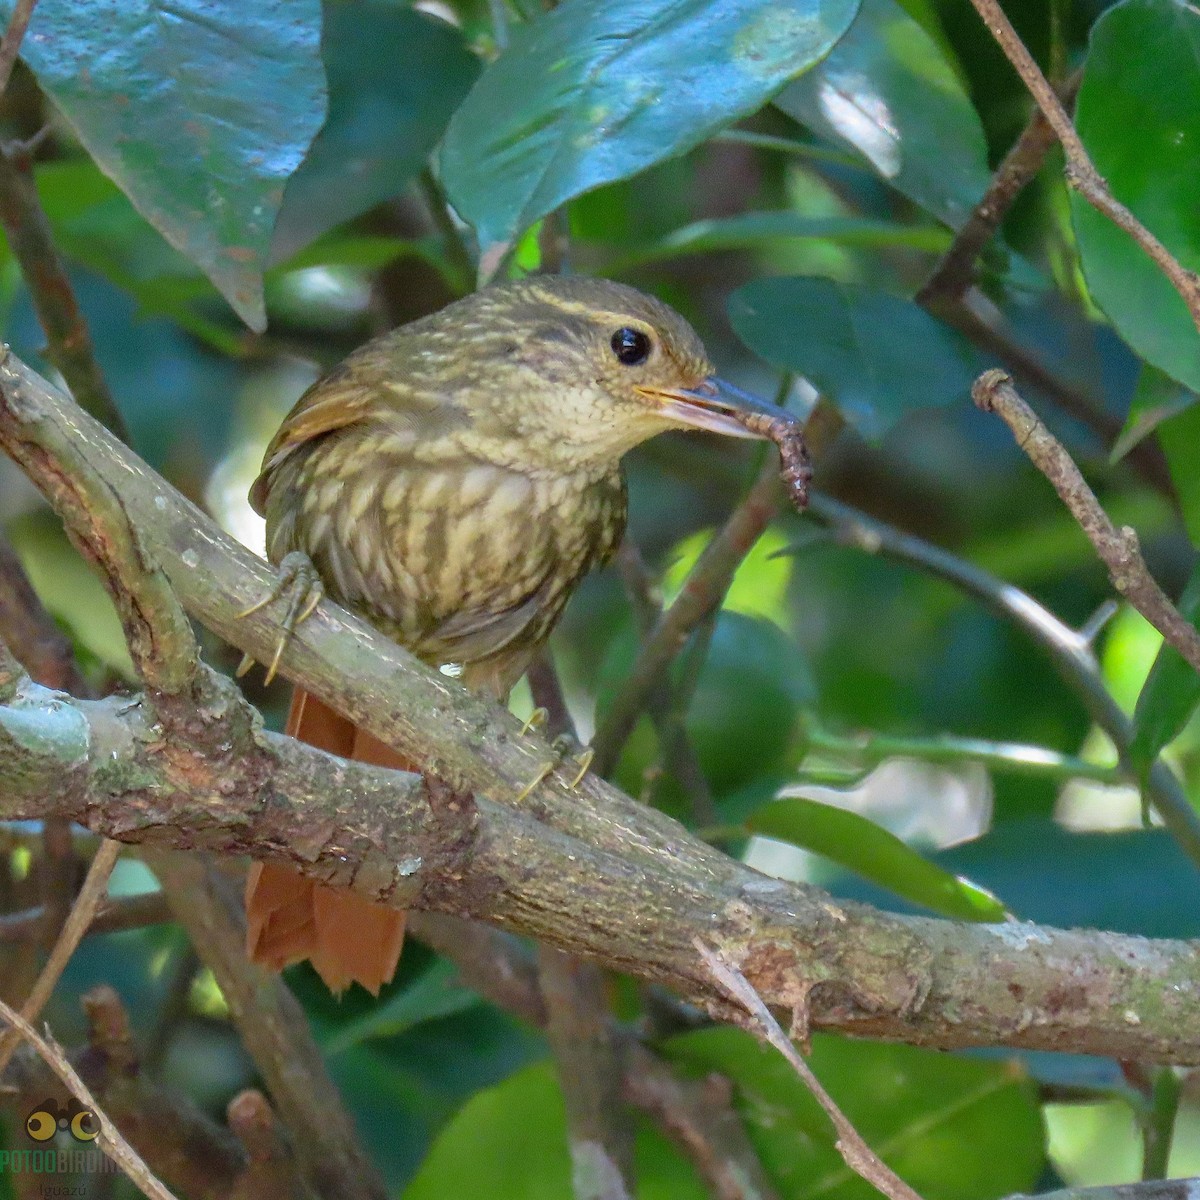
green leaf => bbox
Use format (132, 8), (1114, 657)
(1111, 365), (1199, 463)
(321, 960), (481, 1057)
(666, 1027), (1045, 1200)
(270, 2), (480, 262)
(596, 611), (814, 803)
(1130, 562), (1200, 773)
(774, 0), (990, 228)
(1158, 398), (1200, 549)
(440, 0), (862, 251)
(748, 797), (1006, 921)
(834, 819), (1200, 938)
(604, 211), (951, 270)
(404, 1062), (708, 1200)
(1072, 0), (1200, 393)
(6, 0), (327, 330)
(729, 276), (982, 440)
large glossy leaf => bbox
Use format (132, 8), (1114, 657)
(748, 796), (1006, 921)
(440, 0), (862, 252)
(6, 0), (326, 330)
(1130, 565), (1200, 775)
(270, 2), (479, 263)
(729, 276), (982, 440)
(404, 1062), (707, 1200)
(596, 610), (814, 802)
(667, 1027), (1045, 1200)
(774, 0), (990, 228)
(1072, 0), (1200, 393)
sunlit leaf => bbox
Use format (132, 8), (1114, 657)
(729, 276), (982, 440)
(748, 796), (1006, 920)
(441, 0), (862, 251)
(775, 0), (990, 227)
(1072, 0), (1200, 393)
(667, 1027), (1045, 1200)
(4, 0), (327, 330)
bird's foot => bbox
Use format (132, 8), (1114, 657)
(519, 707), (548, 737)
(514, 731), (594, 802)
(235, 551), (324, 685)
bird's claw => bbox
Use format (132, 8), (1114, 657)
(236, 551), (324, 685)
(514, 732), (594, 801)
(519, 707), (548, 737)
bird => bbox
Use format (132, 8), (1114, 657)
(242, 274), (797, 995)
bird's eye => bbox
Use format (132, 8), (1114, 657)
(611, 327), (651, 366)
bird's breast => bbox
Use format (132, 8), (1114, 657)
(273, 436), (626, 669)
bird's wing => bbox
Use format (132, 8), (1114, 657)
(249, 338), (473, 517)
(250, 363), (381, 516)
(426, 580), (559, 665)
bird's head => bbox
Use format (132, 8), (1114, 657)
(409, 276), (790, 474)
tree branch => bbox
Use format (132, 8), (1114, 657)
(0, 0), (37, 98)
(0, 147), (128, 440)
(1, 353), (1198, 1065)
(966, 0), (1200, 335)
(973, 369), (1200, 676)
(917, 70), (1081, 310)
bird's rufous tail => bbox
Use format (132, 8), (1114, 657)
(245, 688), (409, 995)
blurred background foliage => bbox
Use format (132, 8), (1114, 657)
(0, 0), (1198, 1195)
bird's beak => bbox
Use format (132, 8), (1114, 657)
(635, 377), (790, 439)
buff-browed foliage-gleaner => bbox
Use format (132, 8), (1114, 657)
(243, 274), (802, 995)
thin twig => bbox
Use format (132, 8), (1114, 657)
(696, 940), (924, 1200)
(803, 724), (1128, 787)
(0, 0), (37, 98)
(592, 455), (782, 778)
(593, 395), (840, 777)
(0, 995), (180, 1200)
(623, 1042), (782, 1200)
(917, 70), (1081, 308)
(409, 913), (778, 1200)
(807, 493), (1200, 867)
(539, 948), (636, 1200)
(146, 851), (389, 1200)
(527, 657), (639, 1200)
(611, 544), (717, 823)
(936, 293), (1176, 501)
(0, 149), (129, 440)
(0, 837), (121, 1075)
(973, 369), (1200, 676)
(966, 0), (1200, 334)
(0, 890), (172, 941)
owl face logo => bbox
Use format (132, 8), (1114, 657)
(24, 1098), (99, 1143)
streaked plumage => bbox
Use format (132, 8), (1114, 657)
(246, 275), (780, 994)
